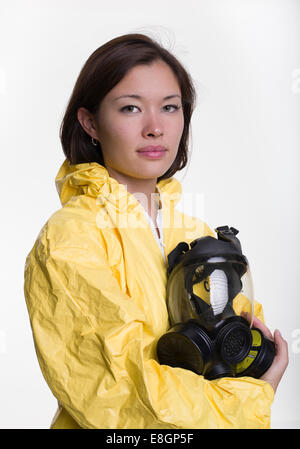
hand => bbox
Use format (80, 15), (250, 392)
(242, 313), (289, 394)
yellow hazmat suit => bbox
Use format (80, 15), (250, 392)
(24, 159), (274, 429)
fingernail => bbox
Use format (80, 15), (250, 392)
(276, 329), (282, 337)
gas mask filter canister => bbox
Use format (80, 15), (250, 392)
(156, 226), (275, 380)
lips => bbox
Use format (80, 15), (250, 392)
(137, 146), (167, 153)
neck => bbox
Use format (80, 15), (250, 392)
(106, 166), (160, 220)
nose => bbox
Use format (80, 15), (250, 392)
(142, 113), (163, 138)
(147, 128), (163, 137)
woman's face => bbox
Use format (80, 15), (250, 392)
(88, 60), (184, 181)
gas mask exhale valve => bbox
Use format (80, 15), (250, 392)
(156, 226), (275, 380)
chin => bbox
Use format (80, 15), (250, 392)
(136, 164), (170, 180)
(137, 156), (174, 175)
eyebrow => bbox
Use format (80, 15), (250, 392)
(113, 94), (182, 101)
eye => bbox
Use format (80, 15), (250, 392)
(164, 104), (181, 112)
(120, 105), (139, 113)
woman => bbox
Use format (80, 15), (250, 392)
(24, 33), (288, 429)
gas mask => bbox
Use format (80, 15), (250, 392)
(156, 226), (275, 380)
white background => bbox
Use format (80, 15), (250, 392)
(0, 0), (299, 429)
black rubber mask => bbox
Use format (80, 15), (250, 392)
(156, 226), (275, 380)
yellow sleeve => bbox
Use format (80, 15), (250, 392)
(254, 300), (265, 323)
(24, 218), (274, 429)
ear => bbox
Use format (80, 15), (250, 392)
(77, 107), (99, 139)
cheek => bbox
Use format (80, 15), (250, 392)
(170, 115), (184, 143)
(102, 119), (136, 144)
(179, 113), (185, 133)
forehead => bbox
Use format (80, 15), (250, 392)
(108, 61), (181, 99)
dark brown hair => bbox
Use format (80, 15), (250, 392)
(59, 33), (197, 181)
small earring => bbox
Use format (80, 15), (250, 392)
(91, 137), (98, 146)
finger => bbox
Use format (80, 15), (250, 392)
(240, 312), (273, 339)
(252, 316), (273, 339)
(273, 329), (289, 366)
(251, 315), (273, 340)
